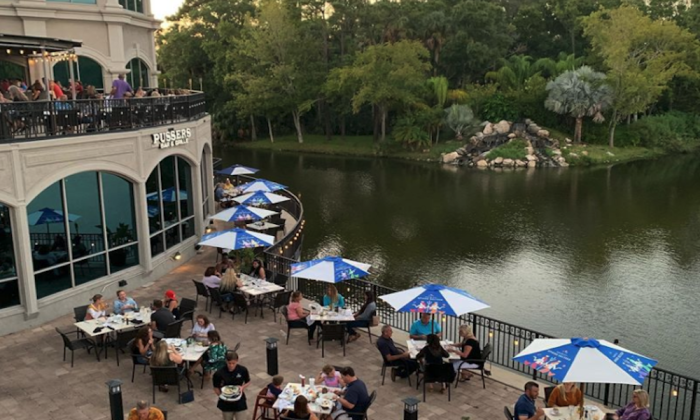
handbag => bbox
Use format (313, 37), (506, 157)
(370, 315), (380, 327)
(179, 389), (194, 404)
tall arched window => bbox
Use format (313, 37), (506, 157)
(147, 156), (195, 258)
(53, 56), (104, 90)
(119, 0), (144, 13)
(0, 203), (20, 309)
(126, 58), (149, 90)
(27, 172), (138, 299)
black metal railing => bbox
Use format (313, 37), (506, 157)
(0, 92), (206, 142)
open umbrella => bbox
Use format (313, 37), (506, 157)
(211, 205), (278, 223)
(28, 207), (81, 235)
(197, 228), (275, 250)
(146, 187), (187, 202)
(216, 164), (259, 176)
(237, 179), (287, 193)
(513, 337), (657, 385)
(379, 284), (490, 334)
(234, 191), (290, 206)
(291, 256), (371, 283)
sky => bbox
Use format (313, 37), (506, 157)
(151, 0), (185, 21)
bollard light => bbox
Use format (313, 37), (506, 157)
(266, 337), (279, 376)
(106, 379), (124, 420)
(403, 397), (419, 420)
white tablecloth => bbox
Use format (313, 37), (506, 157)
(406, 339), (460, 360)
(272, 383), (340, 415)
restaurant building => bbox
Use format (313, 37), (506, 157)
(0, 0), (214, 335)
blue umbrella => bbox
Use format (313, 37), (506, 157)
(237, 179), (287, 193)
(379, 284), (490, 317)
(233, 191), (290, 206)
(28, 207), (81, 234)
(216, 164), (259, 176)
(290, 256), (372, 283)
(211, 205), (278, 223)
(513, 337), (657, 385)
(147, 205), (160, 217)
(197, 228), (275, 250)
(146, 187), (188, 202)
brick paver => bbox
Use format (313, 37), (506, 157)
(0, 248), (523, 420)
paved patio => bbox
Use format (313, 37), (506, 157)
(0, 248), (524, 420)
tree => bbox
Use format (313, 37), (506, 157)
(445, 104), (479, 141)
(328, 40), (431, 143)
(583, 5), (700, 146)
(485, 55), (554, 91)
(428, 76), (448, 143)
(544, 66), (612, 143)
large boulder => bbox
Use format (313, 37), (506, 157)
(442, 152), (460, 164)
(483, 123), (494, 135)
(536, 129), (550, 138)
(503, 158), (514, 167)
(526, 155), (537, 162)
(515, 159), (526, 167)
(476, 160), (488, 168)
(527, 160), (537, 168)
(527, 124), (541, 135)
(494, 157), (504, 165)
(494, 120), (511, 134)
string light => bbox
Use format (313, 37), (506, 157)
(489, 331), (494, 338)
(19, 49), (24, 55)
(5, 49), (10, 55)
(514, 340), (520, 346)
(672, 389), (678, 397)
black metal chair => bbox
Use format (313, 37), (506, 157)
(270, 291), (292, 322)
(207, 287), (226, 318)
(56, 327), (98, 367)
(150, 365), (190, 404)
(346, 390), (377, 420)
(111, 328), (140, 366)
(271, 273), (288, 287)
(73, 304), (89, 337)
(316, 323), (347, 358)
(377, 344), (412, 387)
(504, 406), (514, 420)
(178, 297), (197, 325)
(128, 339), (149, 382)
(179, 310), (195, 329)
(164, 319), (185, 339)
(454, 343), (492, 390)
(281, 305), (310, 345)
(231, 293), (249, 324)
(416, 363), (453, 402)
(193, 279), (210, 311)
(544, 385), (555, 407)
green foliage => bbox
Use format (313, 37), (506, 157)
(445, 104), (479, 140)
(626, 111), (700, 150)
(393, 114), (431, 150)
(487, 139), (529, 160)
(481, 93), (518, 122)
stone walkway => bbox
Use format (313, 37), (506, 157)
(0, 248), (523, 420)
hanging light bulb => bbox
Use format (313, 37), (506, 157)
(5, 49), (10, 55)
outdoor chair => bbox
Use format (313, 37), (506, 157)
(178, 297), (197, 324)
(346, 390), (376, 420)
(377, 344), (412, 387)
(207, 286), (226, 318)
(252, 387), (280, 420)
(56, 327), (98, 368)
(111, 328), (140, 366)
(231, 293), (250, 324)
(544, 386), (555, 407)
(150, 365), (191, 404)
(504, 406), (514, 420)
(416, 363), (453, 402)
(270, 290), (292, 322)
(73, 304), (89, 337)
(271, 273), (288, 287)
(454, 343), (492, 390)
(316, 323), (347, 358)
(281, 305), (311, 345)
(192, 279), (210, 311)
(128, 338), (149, 382)
(164, 319), (185, 339)
(179, 310), (195, 329)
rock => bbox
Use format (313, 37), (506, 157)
(503, 158), (514, 167)
(557, 157), (566, 164)
(494, 120), (511, 134)
(526, 155), (537, 162)
(508, 133), (516, 139)
(515, 159), (526, 167)
(552, 149), (562, 156)
(582, 151), (589, 156)
(524, 118), (533, 125)
(494, 157), (504, 165)
(560, 162), (570, 167)
(476, 132), (484, 139)
(483, 123), (494, 135)
(527, 160), (537, 168)
(536, 129), (550, 138)
(526, 146), (534, 155)
(527, 124), (541, 135)
(442, 152), (460, 164)
(607, 151), (615, 157)
(456, 148), (469, 156)
(565, 138), (572, 143)
(476, 160), (488, 168)
(569, 153), (579, 158)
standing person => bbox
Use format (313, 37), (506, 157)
(49, 80), (64, 100)
(282, 395), (318, 420)
(150, 299), (174, 335)
(114, 290), (138, 315)
(213, 351), (251, 420)
(514, 381), (545, 420)
(346, 291), (377, 342)
(110, 74), (133, 99)
(613, 389), (651, 420)
(409, 313), (442, 339)
(376, 325), (419, 380)
(548, 382), (583, 408)
(333, 367), (370, 420)
(127, 400), (165, 420)
(323, 285), (345, 309)
(85, 294), (107, 320)
(449, 325), (483, 381)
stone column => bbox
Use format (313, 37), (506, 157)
(11, 204), (38, 317)
(134, 181), (153, 273)
(191, 156), (204, 237)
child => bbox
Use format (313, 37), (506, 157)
(266, 375), (284, 400)
(316, 365), (342, 388)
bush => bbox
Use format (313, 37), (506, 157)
(487, 139), (529, 160)
(480, 93), (519, 122)
(626, 111), (700, 149)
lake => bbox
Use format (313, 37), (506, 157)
(219, 146), (700, 378)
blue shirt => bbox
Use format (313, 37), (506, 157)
(323, 294), (346, 308)
(409, 319), (441, 336)
(344, 379), (370, 420)
(514, 394), (536, 419)
(215, 186), (225, 201)
(113, 297), (138, 315)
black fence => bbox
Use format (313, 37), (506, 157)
(0, 92), (206, 142)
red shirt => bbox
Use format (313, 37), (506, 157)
(52, 83), (64, 99)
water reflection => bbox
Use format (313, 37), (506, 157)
(221, 148), (700, 376)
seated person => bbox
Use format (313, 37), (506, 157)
(376, 325), (419, 379)
(85, 294), (108, 320)
(448, 324), (483, 381)
(614, 389), (651, 420)
(249, 259), (266, 279)
(113, 289), (138, 315)
(548, 383), (583, 407)
(127, 400), (165, 420)
(164, 290), (179, 318)
(51, 234), (66, 251)
(286, 291), (316, 341)
(416, 334), (452, 393)
(150, 340), (183, 392)
(131, 326), (154, 364)
(515, 381), (545, 420)
(347, 291), (377, 342)
(214, 183), (225, 202)
(224, 178), (234, 190)
(409, 313), (442, 339)
(202, 266), (222, 289)
(334, 367), (370, 420)
(216, 254), (237, 274)
(322, 285), (345, 309)
(282, 395), (318, 420)
(191, 314), (216, 342)
(316, 365), (342, 388)
(266, 375), (284, 400)
(150, 299), (175, 335)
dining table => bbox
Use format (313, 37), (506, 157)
(309, 307), (355, 322)
(238, 273), (285, 318)
(163, 338), (209, 368)
(406, 339), (461, 360)
(272, 382), (341, 416)
(74, 313), (147, 358)
(544, 405), (607, 420)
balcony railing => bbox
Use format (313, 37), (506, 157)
(0, 92), (206, 143)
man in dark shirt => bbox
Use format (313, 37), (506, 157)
(334, 367), (370, 420)
(376, 325), (419, 380)
(213, 351), (251, 419)
(514, 381), (545, 420)
(150, 299), (174, 335)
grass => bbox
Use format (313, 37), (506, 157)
(486, 139), (529, 160)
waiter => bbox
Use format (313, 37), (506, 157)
(213, 351), (251, 420)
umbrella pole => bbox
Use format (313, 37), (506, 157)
(431, 313), (435, 335)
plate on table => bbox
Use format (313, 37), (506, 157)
(318, 398), (334, 409)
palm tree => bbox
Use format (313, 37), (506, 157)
(445, 104), (478, 141)
(486, 55), (563, 91)
(428, 76), (448, 143)
(544, 66), (612, 144)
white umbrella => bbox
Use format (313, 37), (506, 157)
(290, 256), (371, 283)
(197, 228), (275, 250)
(233, 191), (290, 206)
(379, 284), (490, 316)
(211, 206), (278, 223)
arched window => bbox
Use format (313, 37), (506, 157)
(0, 60), (25, 81)
(147, 156), (195, 258)
(53, 56), (104, 91)
(0, 203), (20, 310)
(119, 0), (144, 13)
(126, 58), (149, 90)
(27, 172), (139, 299)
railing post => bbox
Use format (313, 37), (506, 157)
(604, 383), (610, 407)
(690, 380), (698, 420)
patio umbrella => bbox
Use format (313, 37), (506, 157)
(216, 164), (259, 176)
(146, 187), (187, 202)
(211, 205), (278, 223)
(197, 228), (275, 250)
(379, 284), (490, 333)
(28, 207), (81, 235)
(513, 337), (657, 385)
(237, 179), (287, 193)
(290, 256), (372, 283)
(234, 191), (290, 206)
